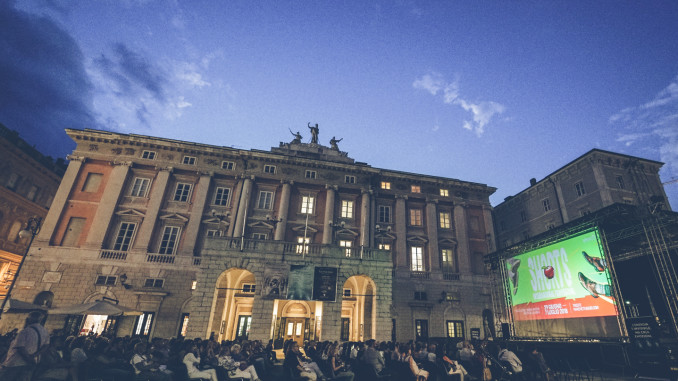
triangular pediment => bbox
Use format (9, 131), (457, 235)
(202, 217), (230, 225)
(406, 235), (428, 243)
(248, 221), (275, 229)
(335, 228), (359, 237)
(291, 225), (319, 233)
(159, 213), (189, 222)
(375, 232), (397, 240)
(438, 238), (458, 246)
(115, 209), (145, 217)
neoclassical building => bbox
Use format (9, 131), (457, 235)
(6, 127), (496, 344)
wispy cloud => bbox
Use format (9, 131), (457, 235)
(413, 72), (505, 136)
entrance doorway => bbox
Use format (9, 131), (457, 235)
(209, 268), (256, 341)
(341, 275), (377, 341)
(284, 317), (306, 346)
(236, 315), (252, 340)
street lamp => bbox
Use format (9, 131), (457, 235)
(0, 216), (42, 320)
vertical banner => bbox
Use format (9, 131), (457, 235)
(287, 265), (314, 300)
(262, 263), (289, 299)
(313, 267), (338, 302)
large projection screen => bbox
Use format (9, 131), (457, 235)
(505, 229), (622, 338)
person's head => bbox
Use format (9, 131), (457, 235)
(26, 311), (44, 325)
(134, 342), (147, 355)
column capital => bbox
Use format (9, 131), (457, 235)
(112, 160), (133, 167)
(281, 180), (294, 185)
(361, 188), (373, 195)
(395, 194), (408, 201)
(66, 155), (86, 162)
(197, 171), (214, 177)
(155, 166), (174, 173)
(325, 184), (338, 191)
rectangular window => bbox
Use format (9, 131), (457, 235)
(61, 217), (86, 247)
(343, 289), (352, 297)
(440, 189), (449, 197)
(191, 280), (197, 290)
(301, 195), (314, 214)
(144, 278), (164, 288)
(242, 284), (256, 293)
(26, 185), (39, 201)
(411, 185), (421, 193)
(134, 312), (155, 336)
(410, 209), (423, 226)
(575, 181), (586, 197)
(251, 233), (267, 240)
(345, 175), (356, 184)
(130, 177), (151, 197)
(411, 246), (424, 271)
(182, 156), (196, 165)
(264, 165), (276, 174)
(179, 313), (190, 337)
(378, 243), (391, 251)
(206, 229), (221, 238)
(113, 222), (136, 251)
(542, 198), (551, 212)
(378, 205), (391, 223)
(158, 226), (180, 254)
(305, 170), (317, 179)
(173, 183), (192, 202)
(441, 249), (455, 272)
(141, 150), (156, 160)
(6, 173), (20, 190)
(213, 187), (231, 206)
(446, 320), (464, 338)
(616, 175), (625, 189)
(95, 275), (117, 286)
(415, 319), (428, 340)
(414, 291), (427, 301)
(339, 240), (353, 257)
(257, 191), (273, 209)
(439, 212), (451, 229)
(520, 210), (527, 223)
(221, 161), (235, 170)
(296, 236), (310, 254)
(381, 181), (391, 190)
(341, 200), (354, 218)
(82, 173), (103, 192)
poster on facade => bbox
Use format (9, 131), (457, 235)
(506, 228), (618, 321)
(312, 267), (338, 302)
(262, 263), (289, 299)
(287, 265), (314, 300)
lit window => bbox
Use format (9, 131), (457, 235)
(411, 185), (421, 193)
(191, 280), (197, 290)
(339, 240), (353, 257)
(381, 181), (391, 190)
(158, 226), (180, 254)
(440, 189), (449, 197)
(411, 246), (424, 271)
(616, 176), (625, 189)
(264, 165), (276, 174)
(575, 181), (586, 197)
(341, 200), (354, 218)
(173, 183), (192, 202)
(441, 249), (455, 272)
(305, 170), (317, 179)
(296, 236), (310, 254)
(82, 173), (103, 192)
(221, 161), (235, 170)
(301, 195), (314, 214)
(410, 209), (423, 226)
(213, 187), (231, 206)
(257, 191), (273, 209)
(542, 199), (551, 212)
(141, 150), (156, 160)
(446, 320), (464, 338)
(378, 243), (391, 251)
(130, 177), (151, 197)
(439, 212), (451, 229)
(113, 222), (137, 251)
(378, 205), (391, 223)
(345, 175), (356, 184)
(182, 156), (196, 165)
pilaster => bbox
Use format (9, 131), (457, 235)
(84, 160), (131, 248)
(133, 167), (172, 252)
(395, 195), (407, 269)
(181, 172), (212, 255)
(36, 156), (84, 244)
(233, 177), (253, 238)
(275, 182), (292, 240)
(322, 185), (336, 244)
(425, 199), (440, 271)
(360, 190), (371, 247)
(454, 202), (471, 273)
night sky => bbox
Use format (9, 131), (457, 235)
(2, 1), (677, 207)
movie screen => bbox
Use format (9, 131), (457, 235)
(505, 229), (622, 338)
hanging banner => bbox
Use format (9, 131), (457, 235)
(287, 265), (314, 300)
(262, 263), (289, 299)
(312, 267), (338, 302)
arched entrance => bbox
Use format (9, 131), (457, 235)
(271, 299), (323, 348)
(209, 268), (256, 341)
(341, 275), (376, 341)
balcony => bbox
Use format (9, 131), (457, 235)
(443, 272), (460, 281)
(99, 250), (128, 261)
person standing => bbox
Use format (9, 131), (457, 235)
(0, 311), (50, 381)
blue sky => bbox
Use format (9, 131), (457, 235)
(2, 0), (678, 207)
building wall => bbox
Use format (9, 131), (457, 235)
(7, 128), (496, 342)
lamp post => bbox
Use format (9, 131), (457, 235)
(0, 216), (42, 320)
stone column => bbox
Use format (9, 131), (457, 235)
(551, 178), (569, 223)
(133, 167), (172, 252)
(425, 199), (440, 271)
(592, 161), (613, 205)
(454, 202), (471, 273)
(360, 190), (371, 248)
(322, 185), (336, 244)
(181, 172), (212, 255)
(37, 156), (84, 244)
(482, 205), (494, 253)
(275, 182), (292, 240)
(84, 161), (131, 249)
(233, 177), (253, 238)
(226, 180), (243, 237)
(395, 195), (407, 269)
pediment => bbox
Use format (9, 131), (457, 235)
(438, 238), (458, 246)
(159, 213), (189, 222)
(248, 221), (275, 229)
(375, 232), (397, 240)
(291, 225), (319, 233)
(115, 208), (145, 217)
(406, 235), (428, 243)
(202, 217), (230, 225)
(335, 228), (359, 237)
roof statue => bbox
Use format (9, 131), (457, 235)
(289, 128), (302, 144)
(308, 123), (319, 144)
(330, 136), (342, 150)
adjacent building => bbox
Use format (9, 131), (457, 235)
(0, 124), (65, 302)
(6, 127), (497, 344)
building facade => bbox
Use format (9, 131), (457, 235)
(0, 124), (65, 302)
(6, 128), (496, 343)
(494, 149), (671, 249)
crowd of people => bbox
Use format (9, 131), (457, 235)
(0, 311), (555, 381)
